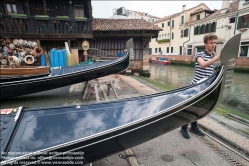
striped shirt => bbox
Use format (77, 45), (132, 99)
(192, 50), (215, 84)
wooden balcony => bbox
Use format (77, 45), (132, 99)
(0, 14), (93, 39)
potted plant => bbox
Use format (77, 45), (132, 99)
(11, 14), (27, 19)
(35, 15), (49, 20)
(56, 16), (69, 20)
(157, 39), (170, 43)
(75, 16), (87, 21)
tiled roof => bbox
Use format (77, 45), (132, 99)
(154, 3), (210, 24)
(190, 8), (209, 15)
(92, 19), (163, 31)
(154, 12), (182, 24)
(185, 1), (239, 26)
(185, 10), (221, 26)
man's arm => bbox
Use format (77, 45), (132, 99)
(197, 55), (220, 68)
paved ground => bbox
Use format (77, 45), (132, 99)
(1, 74), (248, 166)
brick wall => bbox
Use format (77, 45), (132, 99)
(235, 57), (249, 67)
(150, 55), (195, 62)
(149, 55), (249, 67)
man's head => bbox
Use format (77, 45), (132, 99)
(204, 34), (217, 53)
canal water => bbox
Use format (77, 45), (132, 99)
(149, 63), (249, 112)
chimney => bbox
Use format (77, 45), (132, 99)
(221, 0), (230, 14)
(182, 4), (186, 11)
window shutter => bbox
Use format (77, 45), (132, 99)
(181, 30), (183, 37)
(214, 22), (217, 32)
(237, 16), (242, 30)
(194, 27), (196, 35)
(208, 23), (211, 32)
(186, 28), (189, 37)
(198, 26), (201, 34)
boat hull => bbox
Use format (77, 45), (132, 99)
(0, 67), (222, 165)
(0, 56), (129, 100)
(151, 59), (171, 65)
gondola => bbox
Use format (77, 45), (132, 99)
(0, 34), (241, 165)
(0, 39), (133, 100)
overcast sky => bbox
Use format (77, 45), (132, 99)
(92, 1), (229, 18)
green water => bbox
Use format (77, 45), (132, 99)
(149, 63), (249, 113)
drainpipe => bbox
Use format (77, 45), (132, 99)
(183, 25), (191, 53)
(169, 19), (171, 47)
(234, 11), (239, 35)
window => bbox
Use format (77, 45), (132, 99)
(187, 45), (192, 55)
(5, 2), (17, 14)
(155, 48), (157, 53)
(159, 47), (161, 52)
(197, 14), (200, 20)
(149, 48), (152, 54)
(211, 22), (216, 32)
(74, 5), (84, 17)
(179, 46), (182, 55)
(162, 23), (164, 28)
(181, 15), (184, 24)
(229, 17), (235, 23)
(181, 30), (183, 38)
(172, 20), (174, 28)
(205, 24), (209, 33)
(168, 21), (170, 26)
(167, 47), (169, 53)
(171, 47), (173, 53)
(200, 25), (205, 34)
(187, 49), (192, 55)
(237, 15), (249, 29)
(172, 32), (174, 39)
(184, 28), (188, 37)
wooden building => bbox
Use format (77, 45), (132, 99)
(1, 0), (162, 74)
(0, 0), (92, 48)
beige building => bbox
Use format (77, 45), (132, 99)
(236, 0), (249, 57)
(149, 3), (213, 55)
(184, 0), (241, 57)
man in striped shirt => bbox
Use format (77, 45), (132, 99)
(180, 34), (220, 139)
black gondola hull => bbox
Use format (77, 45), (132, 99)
(0, 57), (129, 100)
(0, 67), (222, 165)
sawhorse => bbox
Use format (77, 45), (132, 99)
(82, 78), (118, 102)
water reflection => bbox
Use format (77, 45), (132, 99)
(149, 63), (249, 112)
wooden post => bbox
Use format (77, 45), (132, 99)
(88, 0), (93, 19)
(0, 1), (3, 14)
(26, 0), (30, 16)
(43, 0), (47, 15)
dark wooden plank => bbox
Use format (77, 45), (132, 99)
(1, 33), (93, 39)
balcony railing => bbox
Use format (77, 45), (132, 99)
(0, 14), (92, 36)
